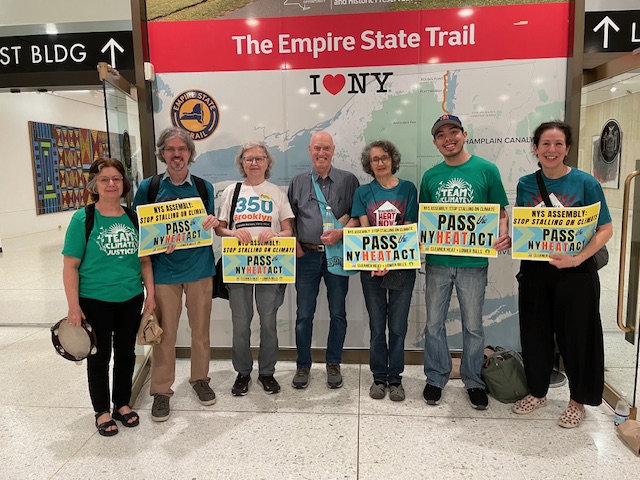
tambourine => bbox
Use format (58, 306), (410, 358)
(51, 317), (98, 362)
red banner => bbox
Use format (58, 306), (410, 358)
(149, 3), (571, 73)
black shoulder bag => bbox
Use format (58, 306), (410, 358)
(535, 170), (608, 270)
(213, 182), (242, 299)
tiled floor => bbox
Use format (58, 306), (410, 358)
(0, 343), (638, 480)
(1, 217), (639, 479)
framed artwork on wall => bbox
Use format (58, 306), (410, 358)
(28, 121), (124, 215)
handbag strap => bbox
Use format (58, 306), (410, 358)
(228, 182), (242, 229)
(484, 348), (525, 367)
(535, 170), (554, 207)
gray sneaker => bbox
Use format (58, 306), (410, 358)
(326, 364), (343, 389)
(151, 394), (170, 422)
(292, 367), (310, 389)
(389, 384), (405, 402)
(193, 381), (217, 406)
(369, 382), (386, 399)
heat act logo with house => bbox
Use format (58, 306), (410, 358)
(373, 200), (401, 226)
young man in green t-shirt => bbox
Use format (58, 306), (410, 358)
(419, 114), (511, 410)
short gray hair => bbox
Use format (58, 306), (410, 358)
(360, 140), (401, 176)
(155, 127), (196, 164)
(234, 142), (274, 179)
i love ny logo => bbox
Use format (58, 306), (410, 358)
(309, 72), (393, 96)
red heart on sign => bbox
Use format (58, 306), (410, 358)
(323, 74), (345, 95)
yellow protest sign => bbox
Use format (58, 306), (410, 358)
(222, 237), (296, 283)
(136, 197), (212, 256)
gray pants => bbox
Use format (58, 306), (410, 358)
(227, 283), (286, 376)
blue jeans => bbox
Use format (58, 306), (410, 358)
(228, 283), (286, 376)
(295, 247), (350, 368)
(361, 270), (416, 385)
(424, 265), (487, 390)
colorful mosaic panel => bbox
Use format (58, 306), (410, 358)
(29, 121), (112, 215)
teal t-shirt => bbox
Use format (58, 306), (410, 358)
(419, 155), (509, 268)
(62, 208), (143, 302)
(133, 174), (216, 285)
(351, 178), (418, 225)
(516, 168), (612, 225)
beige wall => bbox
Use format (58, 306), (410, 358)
(578, 92), (640, 210)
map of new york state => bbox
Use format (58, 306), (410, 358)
(152, 57), (565, 349)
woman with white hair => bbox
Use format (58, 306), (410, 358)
(216, 142), (294, 396)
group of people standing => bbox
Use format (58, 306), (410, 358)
(62, 115), (611, 436)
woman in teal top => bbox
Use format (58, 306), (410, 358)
(62, 158), (155, 436)
(351, 140), (418, 402)
(512, 121), (613, 429)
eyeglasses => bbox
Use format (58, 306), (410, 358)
(97, 176), (123, 185)
(164, 146), (189, 153)
(242, 156), (267, 164)
(371, 155), (390, 164)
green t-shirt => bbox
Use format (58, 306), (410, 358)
(419, 155), (509, 268)
(62, 208), (143, 302)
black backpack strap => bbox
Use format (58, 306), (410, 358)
(123, 206), (139, 231)
(148, 174), (211, 215)
(535, 170), (554, 207)
(84, 203), (96, 243)
(85, 203), (138, 241)
(191, 175), (211, 214)
(228, 182), (242, 229)
(147, 175), (162, 204)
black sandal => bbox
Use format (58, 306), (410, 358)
(112, 407), (140, 428)
(95, 412), (118, 437)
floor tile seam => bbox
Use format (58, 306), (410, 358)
(0, 404), (95, 411)
(358, 411), (507, 421)
(494, 416), (577, 480)
(0, 324), (58, 331)
(49, 441), (94, 480)
(472, 412), (609, 423)
(357, 411), (614, 424)
(134, 406), (362, 417)
(493, 417), (528, 472)
(0, 335), (46, 351)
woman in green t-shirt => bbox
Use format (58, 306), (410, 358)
(62, 158), (155, 437)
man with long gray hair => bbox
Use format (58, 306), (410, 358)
(133, 127), (220, 421)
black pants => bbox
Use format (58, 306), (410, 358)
(80, 294), (144, 413)
(517, 258), (604, 406)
